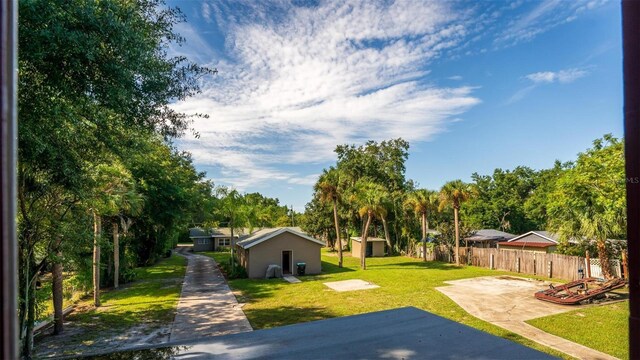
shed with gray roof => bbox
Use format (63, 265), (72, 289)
(236, 227), (324, 278)
(465, 229), (516, 248)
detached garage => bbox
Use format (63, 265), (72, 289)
(236, 227), (324, 279)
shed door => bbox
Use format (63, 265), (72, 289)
(282, 251), (292, 274)
(366, 242), (373, 257)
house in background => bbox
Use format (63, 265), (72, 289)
(190, 227), (214, 252)
(465, 229), (516, 248)
(189, 227), (251, 252)
(351, 237), (386, 258)
(236, 227), (324, 278)
(497, 231), (559, 253)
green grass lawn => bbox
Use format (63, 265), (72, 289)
(203, 249), (570, 359)
(68, 254), (187, 340)
(527, 301), (629, 359)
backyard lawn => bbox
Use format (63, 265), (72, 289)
(205, 249), (570, 359)
(35, 253), (187, 357)
(70, 253), (187, 329)
(527, 300), (629, 359)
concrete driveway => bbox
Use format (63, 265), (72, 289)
(170, 247), (252, 342)
(437, 276), (617, 360)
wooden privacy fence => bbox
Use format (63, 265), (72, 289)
(424, 246), (587, 281)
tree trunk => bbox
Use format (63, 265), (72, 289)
(333, 199), (343, 268)
(113, 220), (119, 289)
(93, 211), (101, 307)
(230, 220), (235, 268)
(19, 245), (36, 359)
(454, 207), (460, 266)
(361, 213), (372, 270)
(422, 213), (427, 262)
(52, 238), (64, 335)
(382, 217), (391, 252)
(24, 274), (36, 359)
(596, 239), (613, 279)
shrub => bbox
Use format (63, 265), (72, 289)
(219, 258), (247, 279)
(120, 268), (137, 284)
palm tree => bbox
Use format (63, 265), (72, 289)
(88, 161), (137, 307)
(316, 167), (344, 267)
(404, 189), (438, 261)
(439, 180), (474, 266)
(353, 179), (387, 270)
(553, 205), (624, 279)
(216, 187), (245, 268)
(112, 186), (142, 290)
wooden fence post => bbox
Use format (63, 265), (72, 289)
(623, 251), (629, 279)
(516, 257), (521, 273)
(548, 261), (553, 279)
(585, 250), (591, 278)
(490, 254), (494, 270)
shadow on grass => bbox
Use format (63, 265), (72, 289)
(321, 261), (356, 274)
(244, 306), (335, 329)
(228, 279), (288, 303)
(69, 299), (177, 329)
(368, 260), (458, 271)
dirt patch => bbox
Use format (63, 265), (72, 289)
(34, 322), (170, 358)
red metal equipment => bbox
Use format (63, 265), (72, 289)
(534, 278), (627, 305)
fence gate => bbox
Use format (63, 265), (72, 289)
(587, 258), (622, 278)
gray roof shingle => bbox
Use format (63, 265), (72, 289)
(236, 227), (322, 249)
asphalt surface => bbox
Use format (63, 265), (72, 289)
(166, 307), (555, 359)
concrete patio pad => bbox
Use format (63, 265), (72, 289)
(323, 279), (379, 292)
(437, 276), (617, 360)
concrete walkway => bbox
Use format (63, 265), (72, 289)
(437, 276), (618, 360)
(282, 275), (301, 283)
(170, 247), (252, 342)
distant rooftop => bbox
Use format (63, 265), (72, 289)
(465, 229), (516, 242)
(351, 236), (387, 242)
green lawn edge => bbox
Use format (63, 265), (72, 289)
(526, 301), (629, 359)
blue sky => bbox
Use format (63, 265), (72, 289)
(167, 0), (622, 211)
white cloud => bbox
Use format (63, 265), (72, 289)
(505, 67), (590, 105)
(494, 0), (609, 47)
(288, 174), (321, 186)
(505, 84), (536, 105)
(170, 0), (606, 189)
(448, 75), (463, 81)
(171, 0), (481, 188)
(525, 68), (589, 84)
